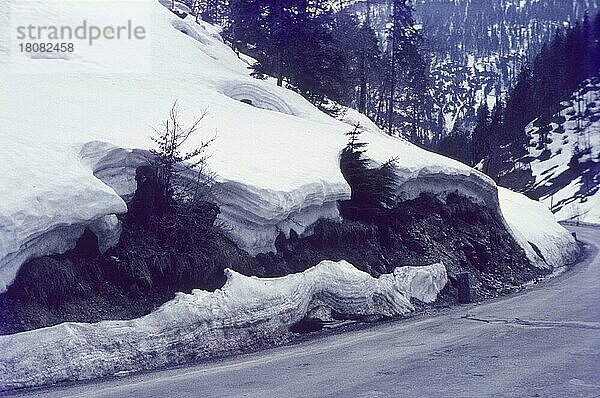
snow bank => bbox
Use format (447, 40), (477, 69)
(498, 188), (578, 269)
(0, 136), (126, 293)
(0, 0), (577, 291)
(0, 260), (447, 391)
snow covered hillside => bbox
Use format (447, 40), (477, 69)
(520, 79), (600, 224)
(420, 0), (599, 135)
(0, 0), (577, 294)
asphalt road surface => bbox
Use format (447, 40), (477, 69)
(11, 226), (600, 398)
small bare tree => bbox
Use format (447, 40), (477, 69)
(149, 101), (216, 211)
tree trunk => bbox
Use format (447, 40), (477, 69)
(277, 50), (283, 87)
(360, 1), (372, 116)
(387, 1), (397, 136)
(358, 54), (367, 114)
(275, 3), (284, 87)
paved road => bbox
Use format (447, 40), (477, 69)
(13, 226), (600, 398)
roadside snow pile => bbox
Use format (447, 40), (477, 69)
(498, 188), (579, 269)
(0, 260), (447, 391)
(524, 79), (600, 225)
(0, 0), (577, 292)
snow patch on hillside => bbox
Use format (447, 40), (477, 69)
(0, 260), (447, 391)
(525, 80), (600, 225)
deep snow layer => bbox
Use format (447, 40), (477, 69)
(0, 260), (447, 391)
(0, 137), (127, 293)
(0, 0), (577, 292)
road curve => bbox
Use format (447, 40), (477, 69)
(11, 226), (600, 398)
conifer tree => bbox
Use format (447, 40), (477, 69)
(229, 0), (358, 112)
(503, 63), (534, 152)
(340, 125), (397, 221)
(593, 12), (600, 74)
(485, 99), (504, 177)
(380, 0), (432, 139)
(471, 101), (490, 165)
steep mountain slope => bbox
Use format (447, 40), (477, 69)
(347, 0), (598, 135)
(517, 79), (600, 224)
(420, 0), (598, 135)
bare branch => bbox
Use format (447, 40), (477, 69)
(149, 101), (217, 209)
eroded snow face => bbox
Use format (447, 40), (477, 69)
(0, 0), (577, 291)
(0, 260), (448, 391)
(0, 136), (127, 293)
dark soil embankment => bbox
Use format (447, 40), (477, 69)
(0, 187), (546, 335)
(265, 192), (545, 299)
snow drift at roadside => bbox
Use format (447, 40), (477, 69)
(0, 260), (447, 391)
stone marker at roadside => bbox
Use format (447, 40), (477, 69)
(457, 273), (471, 304)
